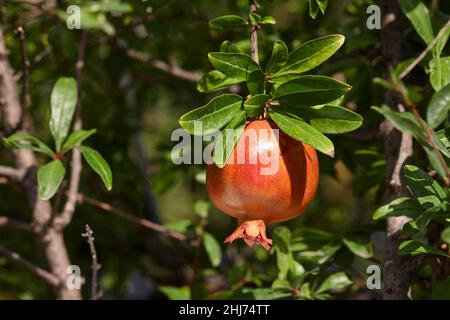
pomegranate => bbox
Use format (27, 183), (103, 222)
(206, 120), (319, 251)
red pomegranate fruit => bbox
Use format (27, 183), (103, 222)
(206, 120), (319, 251)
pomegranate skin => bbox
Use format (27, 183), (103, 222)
(206, 120), (319, 228)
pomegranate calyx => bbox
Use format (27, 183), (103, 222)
(224, 220), (272, 251)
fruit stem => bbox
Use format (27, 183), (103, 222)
(224, 219), (273, 251)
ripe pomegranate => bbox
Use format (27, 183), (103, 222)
(206, 120), (319, 251)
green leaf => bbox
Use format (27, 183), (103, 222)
(179, 94), (242, 136)
(427, 83), (450, 129)
(430, 57), (450, 92)
(203, 232), (222, 267)
(37, 160), (65, 200)
(249, 13), (262, 24)
(372, 106), (425, 140)
(247, 69), (265, 95)
(373, 77), (396, 91)
(209, 15), (247, 32)
(317, 272), (352, 294)
(214, 111), (246, 167)
(159, 286), (191, 300)
(398, 0), (434, 44)
(197, 70), (242, 93)
(342, 235), (373, 259)
(308, 0), (328, 19)
(208, 52), (260, 81)
(194, 200), (210, 218)
(163, 219), (192, 233)
(244, 94), (269, 118)
(432, 277), (450, 300)
(441, 227), (450, 244)
(269, 110), (334, 157)
(398, 240), (450, 258)
(373, 197), (424, 220)
(261, 16), (276, 25)
(220, 40), (243, 53)
(80, 146), (112, 190)
(265, 40), (288, 74)
(3, 132), (54, 158)
(288, 105), (363, 134)
(271, 73), (303, 89)
(61, 129), (97, 153)
(273, 75), (351, 108)
(436, 127), (450, 150)
(276, 35), (345, 75)
(240, 288), (292, 300)
(49, 77), (78, 151)
(403, 165), (447, 200)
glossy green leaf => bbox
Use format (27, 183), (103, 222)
(209, 15), (247, 32)
(317, 272), (352, 294)
(427, 83), (450, 129)
(273, 76), (350, 108)
(276, 35), (345, 75)
(308, 0), (328, 19)
(247, 69), (265, 95)
(372, 106), (425, 140)
(203, 232), (222, 267)
(265, 40), (288, 74)
(194, 200), (210, 218)
(159, 286), (191, 300)
(179, 94), (242, 135)
(197, 70), (242, 93)
(403, 165), (447, 200)
(398, 240), (450, 258)
(37, 159), (65, 200)
(269, 110), (334, 157)
(208, 52), (260, 81)
(441, 227), (450, 244)
(80, 146), (112, 190)
(373, 197), (423, 220)
(220, 40), (243, 53)
(398, 0), (434, 44)
(437, 127), (450, 150)
(261, 16), (276, 24)
(61, 129), (97, 153)
(3, 132), (55, 158)
(49, 77), (78, 151)
(430, 57), (450, 92)
(244, 94), (269, 118)
(249, 13), (262, 24)
(342, 235), (373, 259)
(213, 111), (246, 167)
(288, 105), (362, 134)
(272, 73), (303, 89)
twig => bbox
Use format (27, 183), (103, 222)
(0, 165), (21, 180)
(77, 194), (188, 242)
(57, 31), (87, 229)
(15, 26), (30, 109)
(249, 0), (259, 63)
(0, 216), (32, 231)
(399, 19), (450, 80)
(81, 224), (102, 300)
(0, 243), (60, 287)
(114, 38), (200, 82)
(395, 84), (450, 185)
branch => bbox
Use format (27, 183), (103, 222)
(114, 38), (200, 82)
(0, 216), (32, 231)
(399, 19), (450, 80)
(0, 165), (21, 180)
(57, 31), (87, 229)
(81, 224), (102, 300)
(249, 0), (259, 63)
(77, 194), (188, 242)
(0, 243), (60, 287)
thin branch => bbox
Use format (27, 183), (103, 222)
(395, 84), (450, 185)
(57, 31), (87, 229)
(0, 243), (60, 287)
(399, 19), (450, 80)
(77, 194), (188, 242)
(81, 224), (102, 300)
(249, 0), (259, 63)
(0, 165), (21, 180)
(114, 38), (200, 82)
(0, 216), (32, 231)
(15, 26), (30, 109)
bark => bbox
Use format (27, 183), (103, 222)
(378, 0), (413, 300)
(0, 26), (81, 299)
